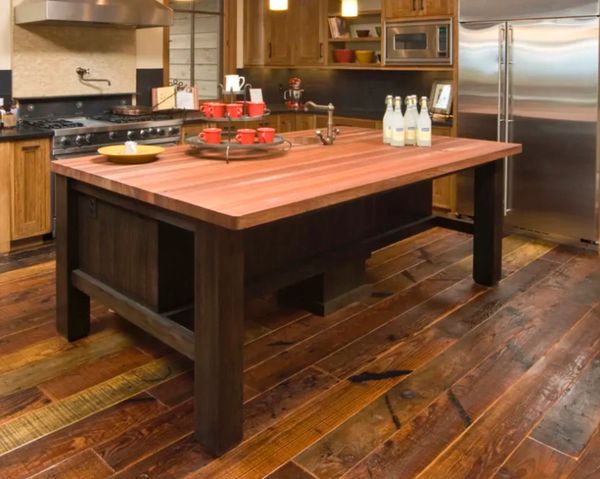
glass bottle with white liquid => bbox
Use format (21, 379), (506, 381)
(390, 96), (405, 147)
(382, 95), (393, 144)
(417, 96), (432, 147)
(405, 96), (418, 146)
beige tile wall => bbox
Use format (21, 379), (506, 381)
(12, 24), (137, 98)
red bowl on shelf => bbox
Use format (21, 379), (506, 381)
(333, 49), (355, 63)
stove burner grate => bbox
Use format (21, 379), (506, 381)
(91, 113), (174, 124)
(24, 119), (85, 130)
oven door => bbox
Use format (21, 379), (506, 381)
(385, 20), (452, 64)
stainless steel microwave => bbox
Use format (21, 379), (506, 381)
(385, 19), (452, 65)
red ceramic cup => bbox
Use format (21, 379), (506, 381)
(226, 103), (244, 119)
(211, 102), (226, 118)
(257, 127), (276, 144)
(235, 128), (256, 145)
(199, 127), (222, 144)
(200, 102), (216, 118)
(200, 102), (226, 118)
(246, 101), (266, 117)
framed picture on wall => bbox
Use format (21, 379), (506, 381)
(430, 81), (453, 116)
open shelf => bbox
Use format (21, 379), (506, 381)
(330, 62), (381, 68)
(329, 37), (381, 43)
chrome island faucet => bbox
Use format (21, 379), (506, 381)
(304, 101), (340, 145)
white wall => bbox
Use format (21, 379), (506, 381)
(136, 0), (165, 69)
(0, 0), (12, 69)
(136, 27), (164, 69)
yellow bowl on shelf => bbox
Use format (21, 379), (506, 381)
(355, 50), (375, 64)
(97, 145), (165, 164)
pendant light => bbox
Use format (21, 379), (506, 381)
(341, 0), (358, 17)
(269, 0), (288, 11)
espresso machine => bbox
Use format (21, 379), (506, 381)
(284, 77), (304, 110)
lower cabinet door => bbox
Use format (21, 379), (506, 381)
(11, 139), (52, 240)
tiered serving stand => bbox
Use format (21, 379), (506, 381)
(185, 84), (292, 163)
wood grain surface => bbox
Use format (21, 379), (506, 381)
(52, 128), (521, 229)
(1, 232), (598, 479)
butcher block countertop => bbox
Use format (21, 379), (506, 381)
(52, 127), (522, 230)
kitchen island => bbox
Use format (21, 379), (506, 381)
(52, 127), (521, 456)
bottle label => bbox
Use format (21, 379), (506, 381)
(393, 127), (404, 142)
(406, 127), (416, 143)
(417, 128), (432, 146)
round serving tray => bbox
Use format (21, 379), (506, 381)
(186, 134), (292, 162)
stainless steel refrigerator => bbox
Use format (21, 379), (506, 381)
(457, 0), (600, 248)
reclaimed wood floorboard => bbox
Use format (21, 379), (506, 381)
(0, 232), (597, 479)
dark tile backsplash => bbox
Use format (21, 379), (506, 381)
(0, 70), (12, 103)
(239, 68), (453, 119)
(18, 94), (134, 119)
(136, 68), (164, 106)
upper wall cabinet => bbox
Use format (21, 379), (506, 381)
(244, 0), (266, 65)
(265, 7), (294, 65)
(383, 0), (453, 19)
(244, 0), (328, 67)
(293, 0), (328, 65)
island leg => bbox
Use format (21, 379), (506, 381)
(55, 176), (91, 341)
(194, 222), (245, 456)
(473, 159), (504, 286)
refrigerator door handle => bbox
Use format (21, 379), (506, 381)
(503, 24), (515, 214)
(497, 25), (506, 142)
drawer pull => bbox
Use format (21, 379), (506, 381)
(21, 145), (41, 151)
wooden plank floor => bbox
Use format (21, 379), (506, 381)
(0, 228), (598, 479)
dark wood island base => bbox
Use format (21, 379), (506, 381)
(53, 128), (521, 456)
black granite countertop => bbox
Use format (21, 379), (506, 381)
(0, 127), (53, 143)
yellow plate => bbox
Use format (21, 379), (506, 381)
(97, 145), (165, 164)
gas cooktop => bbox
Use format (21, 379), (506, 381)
(23, 119), (85, 130)
(39, 115), (183, 156)
(91, 113), (174, 124)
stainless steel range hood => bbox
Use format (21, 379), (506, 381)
(14, 0), (173, 29)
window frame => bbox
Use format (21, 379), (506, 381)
(163, 0), (236, 101)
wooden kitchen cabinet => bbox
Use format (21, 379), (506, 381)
(296, 114), (317, 131)
(11, 139), (52, 241)
(383, 0), (416, 19)
(243, 0), (265, 66)
(264, 7), (294, 65)
(278, 113), (297, 132)
(384, 0), (453, 19)
(244, 0), (328, 67)
(292, 0), (328, 65)
(421, 0), (454, 16)
(327, 116), (381, 129)
(0, 142), (11, 252)
(0, 138), (52, 250)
